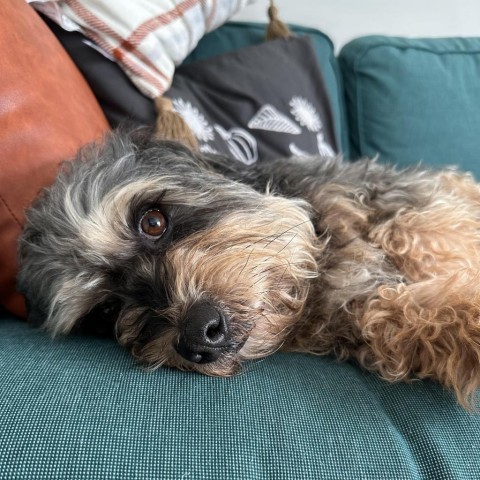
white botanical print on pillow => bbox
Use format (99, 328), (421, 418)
(199, 144), (219, 155)
(171, 98), (214, 142)
(316, 132), (335, 157)
(289, 96), (335, 156)
(214, 125), (258, 165)
(289, 96), (322, 132)
(170, 96), (335, 163)
(248, 105), (301, 134)
(289, 142), (310, 158)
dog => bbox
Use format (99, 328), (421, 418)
(17, 129), (480, 407)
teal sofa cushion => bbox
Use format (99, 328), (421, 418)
(2, 315), (480, 479)
(339, 36), (480, 175)
(185, 22), (349, 156)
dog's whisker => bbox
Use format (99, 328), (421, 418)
(237, 247), (255, 280)
(248, 262), (307, 287)
(263, 220), (313, 249)
(276, 266), (289, 289)
(275, 233), (298, 255)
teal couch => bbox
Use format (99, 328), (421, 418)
(2, 23), (480, 479)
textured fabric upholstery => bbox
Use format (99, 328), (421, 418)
(2, 315), (480, 479)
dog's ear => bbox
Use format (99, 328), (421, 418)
(74, 299), (122, 338)
(24, 286), (120, 337)
(16, 254), (48, 327)
(45, 281), (113, 335)
(18, 252), (109, 335)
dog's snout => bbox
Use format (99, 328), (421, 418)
(175, 301), (230, 364)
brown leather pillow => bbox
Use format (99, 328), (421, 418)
(0, 0), (109, 318)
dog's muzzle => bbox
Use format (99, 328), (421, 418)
(175, 301), (231, 364)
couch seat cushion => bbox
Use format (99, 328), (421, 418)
(2, 315), (480, 479)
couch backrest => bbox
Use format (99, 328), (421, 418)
(339, 36), (480, 177)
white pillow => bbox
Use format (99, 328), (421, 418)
(29, 0), (256, 98)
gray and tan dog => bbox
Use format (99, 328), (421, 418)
(17, 129), (480, 407)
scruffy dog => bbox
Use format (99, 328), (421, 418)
(17, 130), (480, 407)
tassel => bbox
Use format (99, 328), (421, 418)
(265, 0), (292, 41)
(154, 96), (199, 151)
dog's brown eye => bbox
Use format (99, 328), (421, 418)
(139, 209), (167, 238)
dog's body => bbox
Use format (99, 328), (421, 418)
(17, 130), (480, 406)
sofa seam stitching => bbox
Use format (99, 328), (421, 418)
(0, 194), (22, 228)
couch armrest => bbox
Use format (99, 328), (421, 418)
(0, 0), (109, 317)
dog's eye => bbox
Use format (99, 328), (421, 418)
(139, 209), (167, 238)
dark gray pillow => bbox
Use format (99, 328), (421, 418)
(165, 36), (338, 164)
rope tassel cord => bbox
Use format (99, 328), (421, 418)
(266, 0), (292, 41)
(154, 96), (198, 150)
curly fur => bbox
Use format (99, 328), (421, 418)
(17, 129), (480, 407)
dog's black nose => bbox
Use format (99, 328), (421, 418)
(176, 301), (230, 364)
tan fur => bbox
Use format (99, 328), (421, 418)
(288, 170), (480, 408)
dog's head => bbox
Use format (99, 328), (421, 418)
(18, 131), (319, 375)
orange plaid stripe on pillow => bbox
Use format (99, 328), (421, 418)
(30, 0), (255, 98)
